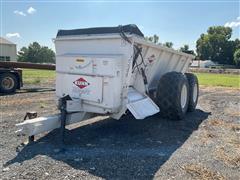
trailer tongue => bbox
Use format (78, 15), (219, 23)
(16, 24), (198, 142)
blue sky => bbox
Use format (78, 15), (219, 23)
(1, 0), (239, 52)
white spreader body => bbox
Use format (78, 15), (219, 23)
(16, 25), (194, 137)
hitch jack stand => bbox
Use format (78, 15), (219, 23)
(23, 112), (38, 143)
(60, 102), (67, 145)
(59, 95), (71, 146)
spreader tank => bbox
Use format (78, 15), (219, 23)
(16, 25), (197, 140)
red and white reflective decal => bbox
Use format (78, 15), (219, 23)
(73, 77), (90, 89)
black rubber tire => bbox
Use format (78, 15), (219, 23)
(156, 72), (189, 120)
(185, 73), (199, 112)
(0, 73), (18, 93)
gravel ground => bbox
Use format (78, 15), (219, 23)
(0, 84), (239, 180)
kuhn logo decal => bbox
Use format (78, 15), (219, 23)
(73, 78), (90, 89)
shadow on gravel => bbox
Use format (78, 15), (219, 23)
(6, 109), (210, 179)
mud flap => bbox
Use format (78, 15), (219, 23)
(127, 88), (159, 119)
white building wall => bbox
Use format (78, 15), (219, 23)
(0, 44), (17, 61)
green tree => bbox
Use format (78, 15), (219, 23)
(163, 42), (173, 48)
(180, 44), (189, 52)
(179, 44), (195, 55)
(18, 42), (55, 63)
(234, 39), (240, 50)
(234, 49), (240, 67)
(145, 34), (159, 44)
(152, 34), (159, 44)
(196, 26), (237, 65)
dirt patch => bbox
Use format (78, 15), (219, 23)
(1, 96), (51, 106)
(207, 120), (240, 137)
(198, 129), (216, 145)
(224, 108), (240, 117)
(199, 85), (240, 93)
(214, 147), (240, 168)
(182, 163), (225, 180)
(232, 125), (240, 132)
(207, 119), (240, 129)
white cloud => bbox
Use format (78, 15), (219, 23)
(224, 17), (240, 28)
(27, 7), (36, 14)
(13, 7), (37, 17)
(6, 33), (21, 38)
(14, 10), (26, 16)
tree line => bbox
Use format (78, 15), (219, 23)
(18, 42), (55, 63)
(18, 26), (240, 67)
(145, 26), (240, 67)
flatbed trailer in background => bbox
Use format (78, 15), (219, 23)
(0, 61), (55, 94)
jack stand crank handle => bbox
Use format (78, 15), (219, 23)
(23, 112), (38, 143)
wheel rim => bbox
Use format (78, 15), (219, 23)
(193, 83), (198, 103)
(2, 77), (14, 90)
(181, 84), (187, 109)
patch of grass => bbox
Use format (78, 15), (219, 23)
(22, 69), (239, 88)
(194, 73), (240, 88)
(24, 78), (41, 84)
(22, 69), (55, 84)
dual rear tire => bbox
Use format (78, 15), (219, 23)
(156, 72), (198, 120)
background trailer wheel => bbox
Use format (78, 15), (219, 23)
(156, 72), (189, 120)
(185, 73), (199, 112)
(0, 73), (18, 93)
